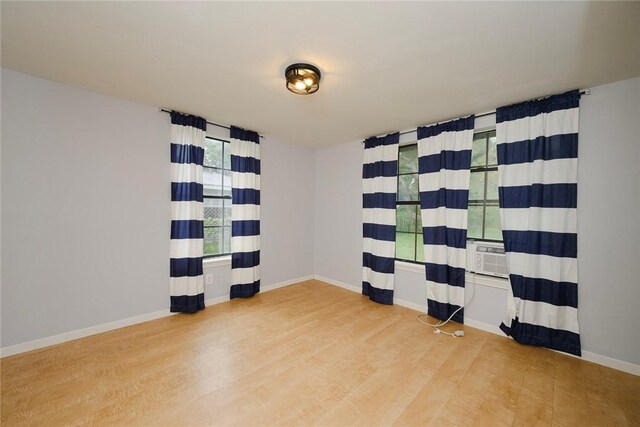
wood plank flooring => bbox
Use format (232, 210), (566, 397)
(2, 280), (639, 426)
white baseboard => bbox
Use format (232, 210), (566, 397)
(1, 275), (314, 358)
(393, 298), (426, 313)
(464, 318), (504, 336)
(0, 308), (178, 358)
(5, 274), (638, 376)
(314, 275), (360, 293)
(204, 295), (230, 306)
(313, 275), (640, 377)
(570, 350), (640, 376)
(263, 275), (314, 292)
(313, 274), (424, 314)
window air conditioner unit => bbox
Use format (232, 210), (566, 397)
(467, 241), (508, 278)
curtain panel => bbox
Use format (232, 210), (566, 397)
(230, 126), (261, 299)
(496, 90), (581, 356)
(417, 116), (475, 323)
(169, 112), (206, 313)
(362, 133), (399, 305)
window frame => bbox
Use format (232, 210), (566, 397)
(203, 136), (232, 259)
(395, 144), (423, 264)
(394, 128), (502, 265)
(468, 129), (502, 243)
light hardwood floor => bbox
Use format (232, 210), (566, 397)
(1, 280), (639, 426)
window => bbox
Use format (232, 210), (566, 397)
(396, 145), (424, 263)
(395, 129), (502, 264)
(203, 137), (232, 258)
(468, 130), (502, 241)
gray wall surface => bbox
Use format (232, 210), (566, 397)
(202, 126), (316, 300)
(1, 69), (315, 347)
(576, 77), (640, 364)
(1, 69), (171, 347)
(2, 68), (639, 366)
(314, 76), (640, 365)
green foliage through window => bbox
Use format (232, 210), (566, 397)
(468, 130), (502, 241)
(204, 137), (232, 257)
(396, 145), (424, 262)
(395, 129), (502, 264)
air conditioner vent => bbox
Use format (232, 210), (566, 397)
(468, 242), (508, 278)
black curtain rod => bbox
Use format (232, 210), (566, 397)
(376, 89), (591, 139)
(159, 108), (264, 139)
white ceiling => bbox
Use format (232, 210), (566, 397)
(2, 1), (640, 148)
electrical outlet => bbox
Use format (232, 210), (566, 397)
(205, 274), (213, 285)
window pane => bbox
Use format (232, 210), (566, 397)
(396, 205), (417, 233)
(485, 205), (502, 240)
(223, 141), (231, 170)
(487, 132), (497, 165)
(399, 145), (418, 174)
(204, 227), (222, 256)
(203, 168), (222, 196)
(223, 199), (231, 226)
(398, 173), (419, 201)
(223, 226), (231, 254)
(204, 138), (223, 168)
(396, 232), (415, 261)
(486, 170), (498, 200)
(468, 205), (484, 239)
(417, 205), (423, 231)
(222, 169), (232, 198)
(469, 171), (485, 201)
(471, 134), (487, 167)
(416, 234), (425, 263)
(204, 198), (223, 226)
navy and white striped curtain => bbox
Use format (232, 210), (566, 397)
(230, 126), (261, 299)
(417, 116), (475, 323)
(362, 133), (399, 304)
(497, 90), (581, 356)
(170, 112), (206, 313)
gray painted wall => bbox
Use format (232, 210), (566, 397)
(1, 69), (315, 347)
(1, 69), (170, 347)
(577, 77), (640, 364)
(202, 126), (316, 300)
(314, 76), (640, 365)
(2, 68), (638, 366)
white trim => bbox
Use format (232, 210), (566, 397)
(1, 274), (313, 358)
(314, 274), (425, 313)
(466, 272), (509, 290)
(393, 296), (425, 313)
(543, 346), (640, 376)
(395, 260), (424, 274)
(579, 351), (640, 377)
(262, 275), (314, 292)
(203, 256), (231, 268)
(464, 318), (504, 335)
(394, 261), (509, 290)
(0, 309), (178, 358)
(204, 294), (230, 306)
(5, 274), (637, 377)
(314, 275), (640, 377)
(313, 275), (360, 293)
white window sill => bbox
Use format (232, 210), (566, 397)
(203, 256), (231, 268)
(395, 260), (425, 274)
(394, 260), (509, 290)
(466, 272), (509, 290)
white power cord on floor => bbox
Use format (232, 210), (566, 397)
(417, 271), (476, 338)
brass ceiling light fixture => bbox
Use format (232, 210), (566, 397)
(285, 63), (321, 95)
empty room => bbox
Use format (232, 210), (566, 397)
(1, 1), (639, 425)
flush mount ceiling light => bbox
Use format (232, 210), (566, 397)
(285, 63), (321, 95)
